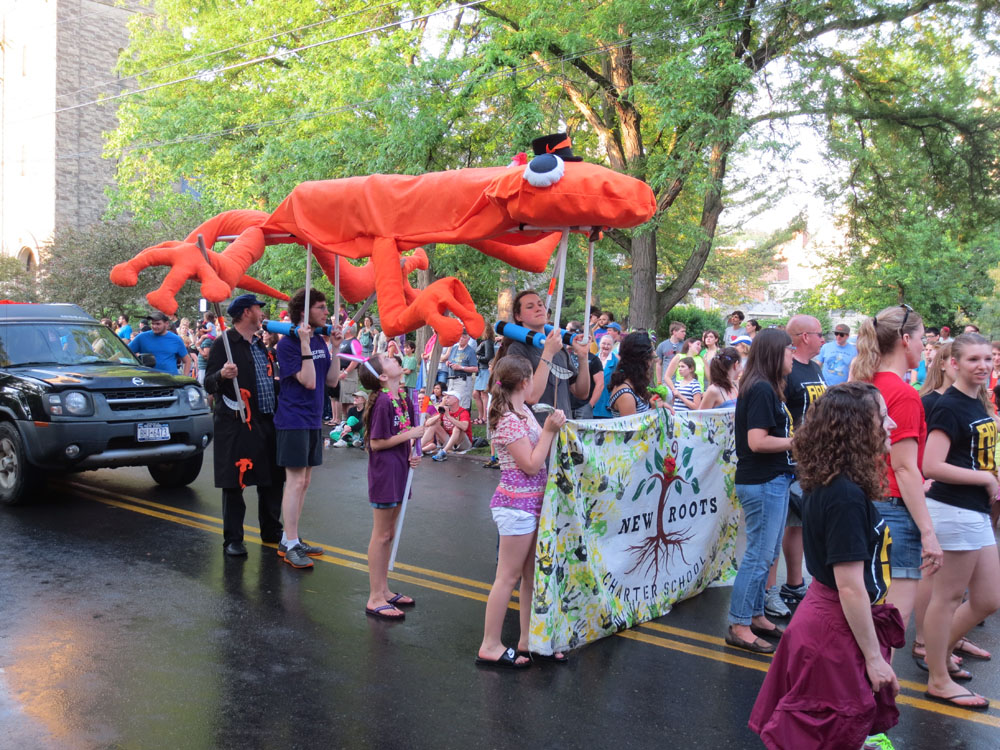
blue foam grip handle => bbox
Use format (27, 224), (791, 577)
(265, 320), (333, 337)
(494, 321), (546, 350)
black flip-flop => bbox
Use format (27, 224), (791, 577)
(725, 627), (775, 654)
(750, 623), (785, 640)
(912, 657), (972, 681)
(518, 650), (569, 664)
(475, 647), (530, 670)
(387, 593), (416, 608)
(366, 604), (405, 620)
(923, 690), (990, 711)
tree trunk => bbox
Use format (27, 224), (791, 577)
(629, 228), (658, 329)
(656, 141), (729, 319)
(497, 265), (516, 322)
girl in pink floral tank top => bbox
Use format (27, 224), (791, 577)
(476, 353), (567, 669)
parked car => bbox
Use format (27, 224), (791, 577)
(0, 303), (213, 504)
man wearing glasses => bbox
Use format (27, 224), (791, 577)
(766, 315), (828, 618)
(816, 323), (857, 386)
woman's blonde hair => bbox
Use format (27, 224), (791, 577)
(919, 342), (952, 396)
(852, 304), (923, 383)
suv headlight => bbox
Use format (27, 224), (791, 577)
(185, 386), (207, 409)
(47, 391), (94, 416)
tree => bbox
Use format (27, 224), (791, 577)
(39, 212), (208, 321)
(106, 1), (1000, 329)
(0, 257), (39, 303)
(813, 27), (1000, 319)
(474, 0), (1000, 327)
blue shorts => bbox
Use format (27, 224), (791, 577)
(873, 497), (922, 579)
(276, 428), (324, 468)
(371, 501), (401, 510)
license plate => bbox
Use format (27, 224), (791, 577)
(137, 423), (170, 442)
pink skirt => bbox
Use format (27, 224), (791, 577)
(749, 581), (905, 750)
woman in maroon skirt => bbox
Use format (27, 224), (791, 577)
(750, 383), (903, 750)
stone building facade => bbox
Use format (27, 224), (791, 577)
(0, 0), (147, 269)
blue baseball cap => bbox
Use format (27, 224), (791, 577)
(608, 322), (622, 332)
(227, 294), (265, 317)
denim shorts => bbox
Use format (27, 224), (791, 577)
(873, 497), (922, 579)
(371, 501), (401, 510)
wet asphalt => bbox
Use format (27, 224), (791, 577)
(1, 445), (998, 750)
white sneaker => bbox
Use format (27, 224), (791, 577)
(333, 439), (348, 448)
(764, 585), (791, 618)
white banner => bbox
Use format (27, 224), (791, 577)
(529, 408), (740, 654)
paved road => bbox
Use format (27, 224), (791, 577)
(1, 446), (998, 749)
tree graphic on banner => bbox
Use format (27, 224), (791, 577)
(626, 436), (694, 584)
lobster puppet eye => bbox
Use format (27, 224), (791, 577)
(523, 154), (565, 187)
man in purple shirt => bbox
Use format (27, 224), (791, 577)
(274, 288), (343, 569)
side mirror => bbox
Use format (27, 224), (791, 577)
(138, 353), (157, 368)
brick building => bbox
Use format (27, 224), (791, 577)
(0, 0), (148, 269)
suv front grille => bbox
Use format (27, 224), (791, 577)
(101, 388), (178, 411)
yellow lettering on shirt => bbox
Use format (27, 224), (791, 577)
(974, 419), (997, 472)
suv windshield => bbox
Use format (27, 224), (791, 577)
(0, 323), (139, 367)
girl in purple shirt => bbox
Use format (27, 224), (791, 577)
(475, 355), (566, 669)
(359, 352), (439, 620)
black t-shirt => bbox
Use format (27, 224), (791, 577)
(784, 359), (826, 429)
(734, 380), (795, 484)
(921, 391), (943, 427)
(346, 405), (364, 423)
(926, 386), (997, 513)
(505, 341), (578, 424)
(802, 474), (891, 605)
(571, 352), (604, 409)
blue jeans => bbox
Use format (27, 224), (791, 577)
(728, 474), (792, 625)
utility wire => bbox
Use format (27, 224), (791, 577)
(54, 0), (406, 103)
(51, 5), (795, 163)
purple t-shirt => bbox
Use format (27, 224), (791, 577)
(367, 391), (415, 504)
(274, 333), (331, 430)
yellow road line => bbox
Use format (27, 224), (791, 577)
(65, 480), (494, 593)
(75, 486), (998, 726)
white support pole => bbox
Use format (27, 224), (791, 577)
(388, 412), (425, 572)
(551, 229), (570, 331)
(584, 236), (596, 343)
(333, 255), (341, 325)
(304, 243), (313, 324)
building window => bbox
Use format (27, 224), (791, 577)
(18, 247), (36, 274)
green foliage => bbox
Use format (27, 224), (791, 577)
(0, 257), (39, 303)
(658, 306), (727, 341)
(39, 209), (208, 321)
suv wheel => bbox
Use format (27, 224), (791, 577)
(148, 452), (204, 488)
(0, 422), (39, 505)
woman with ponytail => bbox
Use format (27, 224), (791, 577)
(852, 305), (944, 660)
(477, 355), (566, 668)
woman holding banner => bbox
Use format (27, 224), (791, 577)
(726, 328), (795, 654)
(750, 383), (903, 748)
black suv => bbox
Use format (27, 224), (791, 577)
(0, 303), (213, 504)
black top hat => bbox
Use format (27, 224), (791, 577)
(530, 133), (583, 162)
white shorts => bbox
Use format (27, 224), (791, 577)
(926, 497), (998, 551)
(491, 506), (538, 536)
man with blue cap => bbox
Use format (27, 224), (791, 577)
(204, 294), (284, 556)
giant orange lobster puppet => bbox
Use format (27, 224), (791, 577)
(111, 135), (656, 345)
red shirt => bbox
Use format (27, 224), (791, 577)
(444, 406), (473, 441)
(990, 371), (998, 408)
(873, 371), (926, 498)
